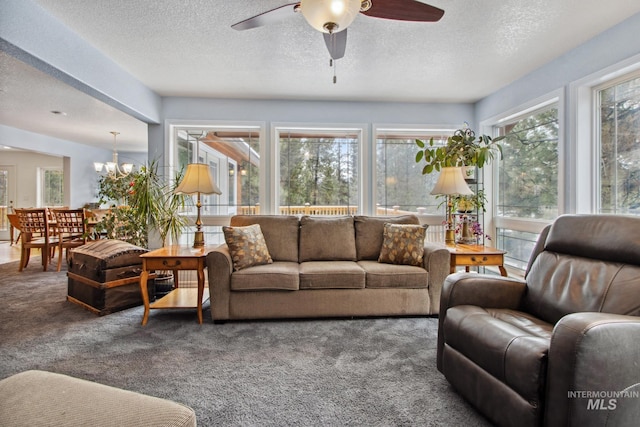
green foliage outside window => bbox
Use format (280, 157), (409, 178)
(43, 169), (64, 206)
(599, 75), (640, 214)
(280, 136), (358, 209)
(496, 108), (559, 219)
(377, 136), (444, 213)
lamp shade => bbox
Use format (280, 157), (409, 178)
(175, 163), (221, 195)
(300, 0), (361, 33)
(430, 167), (474, 196)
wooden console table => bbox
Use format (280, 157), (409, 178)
(139, 245), (213, 326)
(448, 244), (508, 277)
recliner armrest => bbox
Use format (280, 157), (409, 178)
(545, 312), (640, 427)
(437, 273), (527, 371)
(440, 272), (527, 311)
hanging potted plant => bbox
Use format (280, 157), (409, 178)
(415, 125), (504, 245)
(415, 126), (504, 174)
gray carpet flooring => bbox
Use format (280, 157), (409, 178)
(0, 258), (492, 426)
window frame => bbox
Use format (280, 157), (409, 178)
(272, 123), (366, 215)
(593, 69), (640, 215)
(38, 166), (64, 207)
(570, 52), (640, 214)
(373, 124), (457, 224)
(166, 120), (266, 226)
(480, 89), (564, 273)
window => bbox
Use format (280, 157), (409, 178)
(278, 127), (360, 215)
(376, 129), (453, 215)
(496, 106), (559, 220)
(491, 100), (560, 272)
(39, 168), (64, 207)
(0, 168), (8, 233)
(597, 73), (640, 215)
(172, 125), (262, 245)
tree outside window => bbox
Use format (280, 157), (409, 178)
(40, 168), (64, 206)
(494, 105), (559, 270)
(598, 74), (640, 215)
(376, 131), (450, 215)
(279, 129), (359, 215)
(496, 107), (559, 220)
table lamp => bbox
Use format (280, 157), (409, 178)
(175, 163), (221, 247)
(430, 167), (473, 245)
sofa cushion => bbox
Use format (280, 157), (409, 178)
(354, 215), (420, 260)
(443, 305), (552, 403)
(378, 223), (426, 267)
(299, 261), (365, 289)
(223, 224), (273, 271)
(230, 262), (299, 291)
(299, 216), (356, 262)
(357, 260), (427, 289)
(230, 215), (300, 262)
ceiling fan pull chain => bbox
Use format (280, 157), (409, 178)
(333, 59), (337, 84)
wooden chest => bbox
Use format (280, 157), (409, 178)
(67, 239), (155, 316)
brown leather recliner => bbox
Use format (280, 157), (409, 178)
(437, 214), (640, 427)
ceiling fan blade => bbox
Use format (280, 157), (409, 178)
(231, 2), (300, 31)
(323, 30), (348, 60)
(362, 0), (444, 22)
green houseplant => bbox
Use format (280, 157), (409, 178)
(415, 126), (504, 175)
(452, 189), (487, 213)
(95, 160), (189, 248)
(416, 125), (503, 244)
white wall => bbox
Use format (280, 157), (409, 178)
(0, 0), (161, 124)
(475, 12), (640, 124)
(150, 97), (474, 160)
(0, 124), (111, 208)
(474, 12), (640, 215)
(0, 150), (62, 208)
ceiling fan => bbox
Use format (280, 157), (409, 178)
(231, 0), (444, 62)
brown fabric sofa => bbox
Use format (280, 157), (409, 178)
(207, 215), (450, 321)
(437, 214), (640, 427)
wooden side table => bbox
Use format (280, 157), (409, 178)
(139, 245), (214, 326)
(448, 244), (508, 277)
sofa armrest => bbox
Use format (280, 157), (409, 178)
(206, 244), (233, 321)
(545, 312), (640, 427)
(423, 243), (451, 314)
(437, 273), (527, 371)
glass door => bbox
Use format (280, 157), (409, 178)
(0, 166), (16, 241)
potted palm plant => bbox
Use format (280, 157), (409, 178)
(96, 159), (189, 248)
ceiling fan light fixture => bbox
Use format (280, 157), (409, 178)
(300, 0), (361, 33)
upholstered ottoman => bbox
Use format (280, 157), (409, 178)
(0, 370), (196, 426)
(67, 239), (155, 315)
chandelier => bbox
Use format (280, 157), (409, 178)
(94, 131), (134, 179)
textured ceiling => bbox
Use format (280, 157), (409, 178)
(1, 0), (640, 151)
(31, 0), (640, 102)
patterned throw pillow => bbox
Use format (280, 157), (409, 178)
(378, 223), (426, 267)
(222, 224), (273, 271)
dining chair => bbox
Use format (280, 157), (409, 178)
(52, 209), (87, 271)
(15, 208), (58, 272)
(7, 213), (22, 245)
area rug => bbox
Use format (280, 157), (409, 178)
(0, 258), (491, 426)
